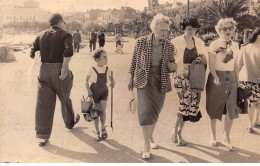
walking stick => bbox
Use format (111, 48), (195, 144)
(110, 71), (114, 132)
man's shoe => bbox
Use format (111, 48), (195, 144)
(74, 114), (80, 125)
(37, 138), (48, 147)
(66, 114), (80, 129)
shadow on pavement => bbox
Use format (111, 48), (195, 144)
(159, 141), (260, 163)
(44, 127), (172, 163)
(158, 145), (209, 163)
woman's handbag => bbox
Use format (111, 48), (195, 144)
(81, 96), (93, 114)
(189, 58), (207, 92)
(237, 87), (252, 114)
(128, 90), (137, 113)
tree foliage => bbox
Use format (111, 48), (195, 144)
(196, 0), (257, 32)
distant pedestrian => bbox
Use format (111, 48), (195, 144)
(73, 29), (81, 53)
(206, 18), (240, 151)
(86, 48), (115, 141)
(89, 29), (97, 52)
(98, 31), (105, 47)
(237, 28), (260, 133)
(30, 13), (80, 147)
(128, 14), (176, 159)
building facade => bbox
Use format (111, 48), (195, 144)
(0, 0), (51, 25)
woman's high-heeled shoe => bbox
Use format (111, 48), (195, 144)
(247, 127), (254, 133)
(171, 133), (178, 144)
(222, 137), (234, 151)
(177, 131), (187, 146)
(209, 138), (217, 147)
(253, 122), (260, 128)
(142, 152), (151, 159)
(150, 142), (158, 149)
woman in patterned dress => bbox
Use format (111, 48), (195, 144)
(128, 14), (176, 159)
(237, 28), (260, 133)
(170, 17), (207, 146)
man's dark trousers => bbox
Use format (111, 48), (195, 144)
(74, 42), (80, 53)
(35, 63), (75, 139)
(89, 40), (96, 52)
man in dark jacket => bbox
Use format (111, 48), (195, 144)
(89, 29), (97, 52)
(98, 30), (105, 47)
(73, 29), (81, 53)
(30, 13), (80, 146)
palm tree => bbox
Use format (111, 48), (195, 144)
(199, 0), (256, 32)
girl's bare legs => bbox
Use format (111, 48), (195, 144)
(99, 100), (107, 129)
(94, 117), (100, 141)
(94, 118), (100, 133)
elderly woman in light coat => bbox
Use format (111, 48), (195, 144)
(206, 18), (240, 151)
(171, 17), (207, 146)
(128, 14), (176, 159)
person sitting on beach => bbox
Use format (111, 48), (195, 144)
(86, 48), (115, 141)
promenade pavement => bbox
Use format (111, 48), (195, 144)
(0, 38), (259, 163)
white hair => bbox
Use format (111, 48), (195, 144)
(150, 14), (171, 33)
(215, 18), (237, 35)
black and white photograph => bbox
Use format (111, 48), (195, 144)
(0, 0), (260, 163)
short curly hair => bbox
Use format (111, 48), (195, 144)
(215, 18), (237, 35)
(93, 48), (106, 60)
(248, 28), (260, 44)
(180, 17), (200, 31)
(150, 14), (171, 33)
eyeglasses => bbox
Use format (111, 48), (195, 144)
(222, 26), (233, 32)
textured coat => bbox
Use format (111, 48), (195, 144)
(129, 33), (175, 93)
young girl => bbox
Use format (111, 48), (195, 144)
(86, 48), (115, 141)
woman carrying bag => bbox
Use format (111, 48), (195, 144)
(170, 17), (207, 146)
(128, 14), (176, 159)
(206, 18), (240, 151)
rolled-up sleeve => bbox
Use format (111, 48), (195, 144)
(129, 39), (139, 74)
(169, 43), (176, 62)
(236, 46), (244, 71)
(30, 35), (40, 58)
(63, 34), (73, 57)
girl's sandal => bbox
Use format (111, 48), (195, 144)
(101, 127), (108, 140)
(93, 131), (101, 141)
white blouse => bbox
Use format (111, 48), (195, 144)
(171, 35), (208, 74)
(209, 38), (240, 71)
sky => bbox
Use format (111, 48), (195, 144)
(0, 0), (193, 12)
